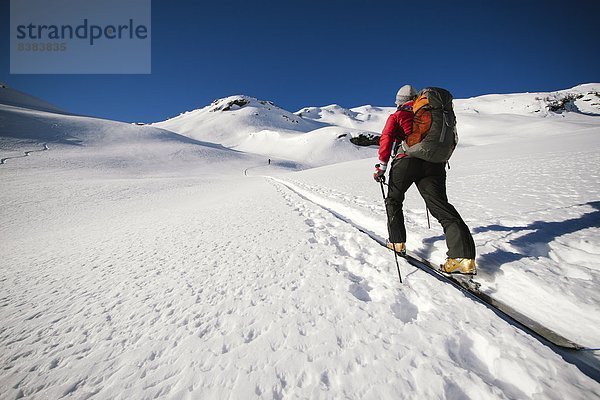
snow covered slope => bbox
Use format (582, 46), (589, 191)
(154, 95), (322, 140)
(456, 83), (600, 117)
(0, 83), (66, 114)
(0, 86), (271, 174)
(295, 104), (390, 133)
(454, 83), (600, 146)
(298, 84), (600, 147)
(152, 95), (378, 166)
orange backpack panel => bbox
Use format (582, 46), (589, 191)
(407, 95), (431, 147)
(412, 95), (429, 113)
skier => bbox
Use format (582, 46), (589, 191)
(373, 85), (477, 274)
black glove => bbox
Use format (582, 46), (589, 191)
(373, 163), (386, 183)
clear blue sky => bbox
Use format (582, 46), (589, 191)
(1, 0), (598, 122)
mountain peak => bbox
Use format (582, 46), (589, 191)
(207, 95), (281, 113)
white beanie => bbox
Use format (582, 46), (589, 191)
(395, 84), (417, 106)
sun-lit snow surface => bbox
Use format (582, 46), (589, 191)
(1, 84), (600, 399)
(298, 84), (600, 147)
(0, 86), (270, 174)
(152, 95), (379, 166)
(295, 104), (390, 133)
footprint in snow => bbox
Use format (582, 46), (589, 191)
(390, 292), (418, 323)
(349, 283), (371, 302)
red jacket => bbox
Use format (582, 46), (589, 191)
(378, 101), (414, 164)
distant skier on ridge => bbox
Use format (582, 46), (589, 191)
(373, 85), (477, 274)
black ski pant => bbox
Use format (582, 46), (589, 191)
(385, 157), (476, 259)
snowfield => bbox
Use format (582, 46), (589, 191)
(1, 84), (600, 399)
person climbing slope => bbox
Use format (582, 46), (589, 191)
(374, 85), (477, 274)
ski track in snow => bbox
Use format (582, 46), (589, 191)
(0, 143), (49, 165)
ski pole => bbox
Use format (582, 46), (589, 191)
(379, 180), (402, 284)
(426, 205), (431, 229)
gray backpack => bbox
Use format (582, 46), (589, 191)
(405, 87), (458, 163)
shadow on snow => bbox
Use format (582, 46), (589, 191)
(474, 201), (600, 275)
(416, 201), (600, 276)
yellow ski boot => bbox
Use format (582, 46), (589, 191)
(441, 258), (477, 275)
(386, 242), (406, 256)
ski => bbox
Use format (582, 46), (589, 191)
(402, 250), (584, 350)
